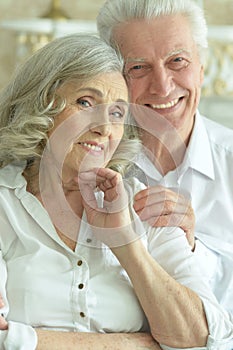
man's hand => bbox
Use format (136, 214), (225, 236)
(0, 296), (8, 330)
(133, 185), (195, 250)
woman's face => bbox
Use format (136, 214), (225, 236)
(47, 72), (128, 181)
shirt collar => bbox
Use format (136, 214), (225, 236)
(133, 111), (215, 181)
(0, 162), (26, 189)
(183, 111), (215, 180)
(133, 149), (163, 182)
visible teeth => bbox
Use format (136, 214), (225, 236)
(82, 142), (102, 152)
(150, 98), (179, 109)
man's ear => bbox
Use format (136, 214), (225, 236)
(200, 65), (204, 85)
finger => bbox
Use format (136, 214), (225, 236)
(144, 209), (194, 229)
(146, 213), (186, 227)
(134, 193), (188, 214)
(134, 185), (178, 200)
(78, 169), (119, 189)
(99, 179), (114, 189)
(146, 213), (195, 247)
(134, 186), (190, 206)
(135, 199), (191, 220)
(78, 179), (99, 210)
(80, 167), (118, 182)
(0, 296), (4, 308)
(0, 315), (8, 330)
(94, 167), (119, 180)
(77, 171), (99, 184)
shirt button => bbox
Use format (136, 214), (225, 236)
(78, 283), (84, 289)
(80, 312), (85, 318)
(86, 238), (92, 243)
(77, 260), (83, 266)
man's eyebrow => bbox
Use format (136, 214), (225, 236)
(165, 48), (192, 59)
(124, 58), (146, 63)
(124, 49), (192, 64)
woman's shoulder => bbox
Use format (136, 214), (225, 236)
(0, 162), (26, 189)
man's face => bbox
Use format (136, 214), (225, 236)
(113, 14), (204, 143)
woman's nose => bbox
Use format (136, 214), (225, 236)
(89, 105), (112, 136)
(89, 121), (111, 136)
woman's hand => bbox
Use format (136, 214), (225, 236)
(78, 168), (136, 247)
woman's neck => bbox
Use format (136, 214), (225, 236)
(24, 159), (84, 251)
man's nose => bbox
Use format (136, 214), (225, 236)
(148, 67), (174, 97)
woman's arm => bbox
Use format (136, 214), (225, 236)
(79, 169), (209, 348)
(36, 330), (162, 350)
(111, 238), (208, 348)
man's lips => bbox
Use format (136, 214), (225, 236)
(146, 98), (180, 110)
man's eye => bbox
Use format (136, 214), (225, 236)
(170, 57), (190, 70)
(125, 64), (151, 79)
(173, 57), (184, 62)
(131, 65), (144, 70)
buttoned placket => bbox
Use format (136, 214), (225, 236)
(70, 255), (90, 330)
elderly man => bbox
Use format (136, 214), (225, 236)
(97, 0), (233, 339)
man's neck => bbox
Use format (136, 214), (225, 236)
(141, 129), (191, 176)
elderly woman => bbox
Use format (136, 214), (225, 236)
(0, 33), (231, 350)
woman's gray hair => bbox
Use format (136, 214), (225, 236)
(0, 33), (140, 173)
(97, 0), (208, 64)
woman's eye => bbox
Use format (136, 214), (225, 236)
(111, 110), (123, 118)
(109, 106), (126, 120)
(77, 98), (92, 108)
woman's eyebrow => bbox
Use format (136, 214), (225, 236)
(76, 88), (128, 104)
(76, 87), (104, 97)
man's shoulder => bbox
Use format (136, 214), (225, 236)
(202, 116), (233, 154)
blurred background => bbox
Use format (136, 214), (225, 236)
(0, 0), (233, 128)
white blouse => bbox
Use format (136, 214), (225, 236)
(0, 163), (232, 350)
